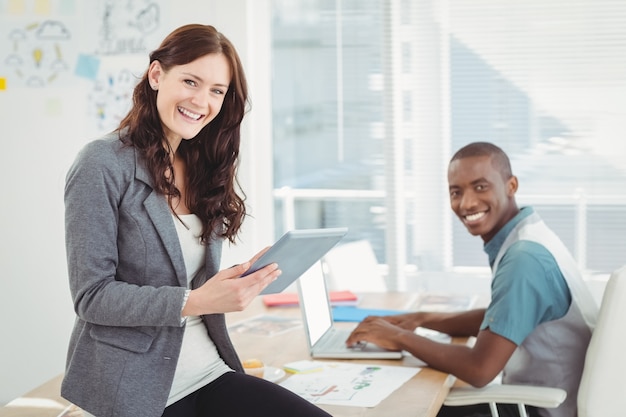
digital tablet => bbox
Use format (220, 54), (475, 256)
(242, 227), (348, 295)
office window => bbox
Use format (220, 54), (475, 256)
(270, 0), (626, 287)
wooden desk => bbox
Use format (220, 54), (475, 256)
(227, 292), (458, 417)
(1, 292), (458, 417)
(0, 374), (70, 417)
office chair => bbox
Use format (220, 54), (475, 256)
(443, 265), (626, 417)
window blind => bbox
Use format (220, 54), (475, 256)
(270, 0), (626, 281)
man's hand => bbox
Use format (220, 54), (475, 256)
(345, 316), (409, 351)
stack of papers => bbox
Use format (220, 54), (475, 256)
(227, 315), (302, 336)
(414, 293), (477, 312)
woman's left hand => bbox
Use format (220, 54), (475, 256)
(182, 248), (281, 315)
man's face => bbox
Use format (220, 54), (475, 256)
(448, 155), (518, 243)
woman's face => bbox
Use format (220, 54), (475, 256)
(148, 53), (231, 147)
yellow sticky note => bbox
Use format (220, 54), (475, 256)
(46, 98), (62, 116)
(35, 0), (51, 14)
(8, 0), (26, 14)
(0, 78), (6, 91)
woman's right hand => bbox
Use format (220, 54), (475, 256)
(181, 247), (281, 316)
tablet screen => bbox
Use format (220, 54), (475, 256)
(242, 227), (348, 294)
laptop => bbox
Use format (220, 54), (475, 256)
(296, 262), (404, 359)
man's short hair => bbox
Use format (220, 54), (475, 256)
(450, 142), (513, 180)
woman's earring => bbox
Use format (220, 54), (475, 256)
(151, 84), (158, 91)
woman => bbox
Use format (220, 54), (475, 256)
(62, 24), (331, 417)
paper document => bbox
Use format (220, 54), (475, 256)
(279, 361), (420, 407)
(227, 314), (302, 336)
(413, 293), (477, 312)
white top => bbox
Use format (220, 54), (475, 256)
(167, 214), (232, 406)
(494, 211), (597, 417)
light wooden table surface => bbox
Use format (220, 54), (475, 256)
(226, 291), (460, 417)
(1, 292), (461, 417)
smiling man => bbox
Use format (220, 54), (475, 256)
(346, 142), (597, 417)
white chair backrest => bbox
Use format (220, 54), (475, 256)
(578, 265), (626, 417)
(322, 240), (387, 292)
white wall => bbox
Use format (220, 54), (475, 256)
(0, 0), (272, 405)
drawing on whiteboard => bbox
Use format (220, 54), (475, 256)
(88, 67), (136, 133)
(3, 20), (72, 87)
(95, 0), (161, 55)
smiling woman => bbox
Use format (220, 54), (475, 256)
(61, 24), (331, 417)
(116, 24), (249, 234)
(149, 53), (231, 146)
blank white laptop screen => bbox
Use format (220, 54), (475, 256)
(299, 261), (334, 346)
(297, 261), (403, 359)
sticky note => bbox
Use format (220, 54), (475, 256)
(46, 98), (62, 116)
(35, 0), (51, 14)
(75, 54), (100, 80)
(8, 0), (26, 14)
(283, 360), (324, 374)
(0, 78), (6, 91)
(59, 0), (76, 15)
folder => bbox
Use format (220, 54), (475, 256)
(262, 290), (358, 307)
(331, 306), (408, 322)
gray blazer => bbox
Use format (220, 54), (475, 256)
(61, 133), (244, 417)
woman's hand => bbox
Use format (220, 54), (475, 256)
(182, 247), (281, 316)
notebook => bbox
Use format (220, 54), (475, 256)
(296, 262), (404, 359)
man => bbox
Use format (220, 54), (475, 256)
(346, 142), (597, 417)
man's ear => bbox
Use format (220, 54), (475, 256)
(507, 175), (519, 196)
(147, 60), (162, 89)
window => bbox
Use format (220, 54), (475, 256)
(270, 0), (626, 288)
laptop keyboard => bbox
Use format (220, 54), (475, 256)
(316, 328), (367, 352)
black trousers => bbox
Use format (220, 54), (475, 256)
(437, 403), (540, 417)
(162, 371), (331, 417)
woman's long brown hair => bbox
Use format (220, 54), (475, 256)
(116, 24), (249, 244)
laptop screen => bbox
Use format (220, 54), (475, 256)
(297, 261), (333, 346)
